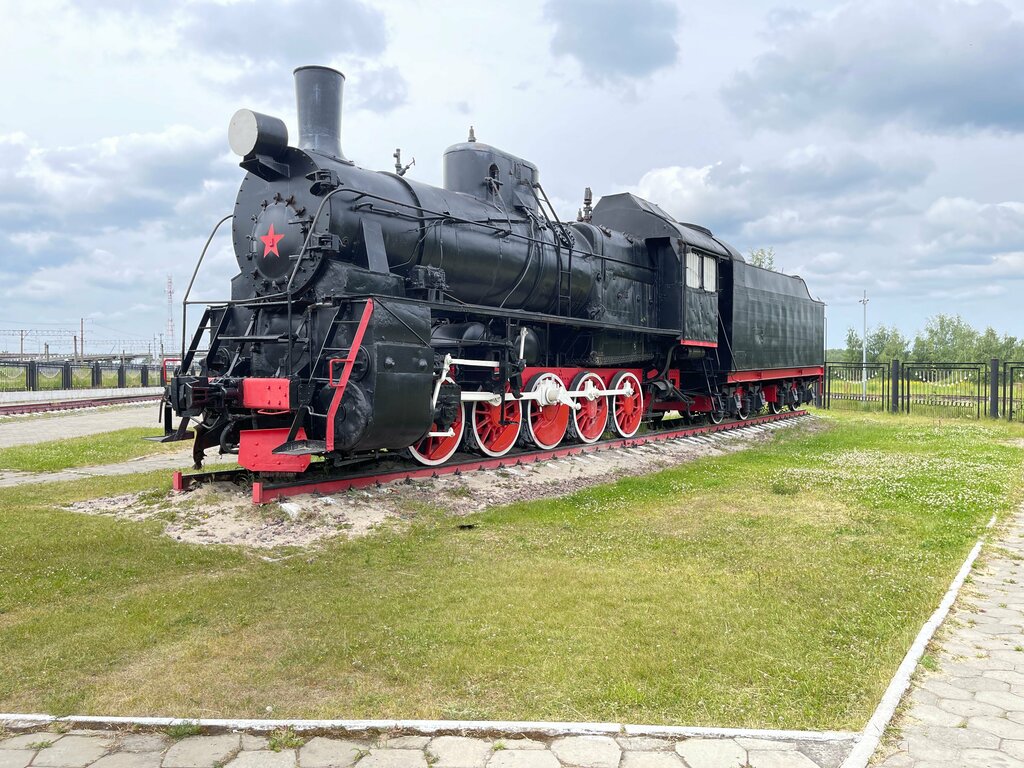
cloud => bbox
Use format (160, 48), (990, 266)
(348, 66), (409, 114)
(917, 197), (1024, 260)
(723, 0), (1024, 134)
(544, 0), (679, 83)
(170, 0), (409, 114)
(628, 145), (932, 242)
(0, 123), (239, 344)
(181, 0), (387, 63)
(0, 127), (234, 235)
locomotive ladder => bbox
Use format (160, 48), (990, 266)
(275, 299), (376, 456)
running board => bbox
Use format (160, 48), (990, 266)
(143, 431), (194, 443)
(272, 439), (327, 456)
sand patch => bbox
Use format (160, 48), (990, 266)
(67, 416), (821, 551)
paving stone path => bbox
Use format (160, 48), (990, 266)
(0, 730), (854, 768)
(0, 450), (235, 488)
(0, 403), (157, 449)
(875, 508), (1024, 767)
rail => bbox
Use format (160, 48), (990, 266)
(173, 409), (811, 504)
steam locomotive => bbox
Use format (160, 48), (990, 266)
(166, 65), (824, 473)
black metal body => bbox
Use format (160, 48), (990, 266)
(169, 66), (826, 466)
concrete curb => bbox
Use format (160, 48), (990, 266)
(839, 513), (998, 768)
(0, 713), (858, 743)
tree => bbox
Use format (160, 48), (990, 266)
(838, 315), (1024, 364)
(844, 328), (863, 364)
(749, 247), (776, 271)
(911, 314), (979, 362)
(868, 325), (910, 363)
(976, 326), (1021, 362)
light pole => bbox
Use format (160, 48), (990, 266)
(859, 290), (869, 400)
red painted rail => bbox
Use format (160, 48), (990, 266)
(172, 410), (809, 504)
(0, 394), (161, 416)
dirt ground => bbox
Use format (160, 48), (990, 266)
(68, 416), (822, 551)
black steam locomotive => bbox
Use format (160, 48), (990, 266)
(167, 66), (823, 473)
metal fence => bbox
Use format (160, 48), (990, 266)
(1005, 362), (1024, 422)
(823, 362), (890, 411)
(0, 360), (161, 393)
(901, 363), (984, 419)
(822, 359), (1023, 420)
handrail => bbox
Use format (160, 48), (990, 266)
(180, 215), (233, 367)
(284, 186), (346, 376)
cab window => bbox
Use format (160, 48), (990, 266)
(703, 256), (717, 292)
(686, 251), (701, 288)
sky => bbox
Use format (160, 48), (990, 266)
(1, 0), (1023, 357)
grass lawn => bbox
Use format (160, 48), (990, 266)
(1, 412), (1023, 729)
(0, 428), (184, 472)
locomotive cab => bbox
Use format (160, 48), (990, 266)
(589, 193), (723, 346)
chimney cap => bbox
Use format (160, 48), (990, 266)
(293, 64), (345, 78)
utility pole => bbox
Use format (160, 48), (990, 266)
(19, 329), (24, 359)
(859, 290), (869, 401)
(80, 317), (85, 361)
(166, 275), (175, 353)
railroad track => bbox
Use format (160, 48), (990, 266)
(0, 393), (162, 416)
(173, 409), (810, 504)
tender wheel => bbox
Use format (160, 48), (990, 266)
(735, 391), (750, 420)
(769, 398), (783, 414)
(524, 372), (570, 449)
(468, 389), (522, 457)
(708, 395), (725, 424)
(568, 371), (609, 444)
(409, 404), (465, 467)
(786, 385), (799, 411)
(610, 371), (644, 438)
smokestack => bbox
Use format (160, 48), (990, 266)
(294, 65), (346, 161)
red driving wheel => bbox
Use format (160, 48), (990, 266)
(569, 371), (609, 443)
(525, 372), (570, 449)
(468, 388), (522, 457)
(409, 403), (465, 466)
(610, 371), (644, 438)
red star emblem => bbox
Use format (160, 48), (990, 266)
(260, 224), (285, 258)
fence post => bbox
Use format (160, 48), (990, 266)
(890, 360), (900, 413)
(62, 361), (72, 390)
(118, 364), (126, 389)
(92, 362), (101, 388)
(141, 365), (149, 387)
(990, 358), (1001, 419)
(26, 361), (38, 391)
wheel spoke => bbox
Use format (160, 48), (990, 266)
(525, 373), (569, 449)
(610, 371), (643, 438)
(470, 389), (521, 457)
(409, 405), (465, 467)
